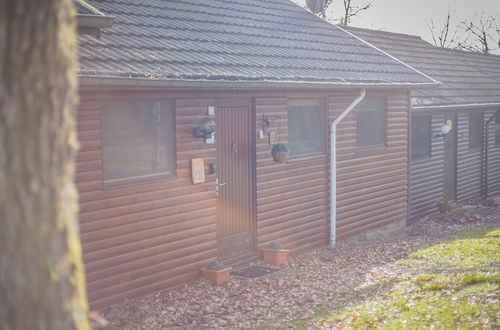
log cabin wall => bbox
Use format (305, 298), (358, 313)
(408, 114), (445, 220)
(409, 108), (500, 220)
(456, 112), (483, 201)
(75, 87), (410, 309)
(330, 90), (410, 240)
(486, 109), (500, 196)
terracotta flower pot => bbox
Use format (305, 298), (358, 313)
(200, 266), (232, 285)
(261, 248), (290, 266)
(438, 202), (456, 214)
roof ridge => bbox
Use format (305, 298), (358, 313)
(344, 25), (423, 40)
(92, 0), (317, 23)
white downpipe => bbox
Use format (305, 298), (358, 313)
(329, 88), (366, 248)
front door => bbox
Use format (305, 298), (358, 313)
(443, 114), (457, 201)
(216, 98), (256, 263)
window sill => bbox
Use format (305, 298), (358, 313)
(287, 154), (327, 163)
(411, 157), (432, 165)
(102, 173), (176, 191)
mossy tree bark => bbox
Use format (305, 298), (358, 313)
(0, 0), (90, 329)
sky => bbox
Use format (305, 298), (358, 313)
(292, 0), (500, 54)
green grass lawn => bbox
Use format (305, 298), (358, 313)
(300, 226), (500, 329)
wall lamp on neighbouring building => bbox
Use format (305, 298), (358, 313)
(194, 117), (216, 143)
(435, 124), (451, 138)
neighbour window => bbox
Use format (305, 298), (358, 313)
(495, 110), (500, 145)
(468, 112), (484, 151)
(357, 97), (386, 147)
(411, 115), (431, 161)
(102, 99), (175, 184)
(287, 99), (326, 158)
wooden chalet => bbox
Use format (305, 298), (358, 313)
(344, 27), (500, 220)
(75, 0), (436, 309)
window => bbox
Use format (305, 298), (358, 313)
(468, 112), (484, 151)
(495, 110), (500, 145)
(411, 115), (431, 161)
(356, 97), (386, 147)
(102, 99), (175, 184)
(287, 99), (326, 158)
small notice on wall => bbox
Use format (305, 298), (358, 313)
(191, 158), (205, 184)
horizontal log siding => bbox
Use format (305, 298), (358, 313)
(456, 112), (483, 201)
(255, 96), (329, 253)
(76, 97), (218, 309)
(409, 114), (445, 220)
(332, 91), (409, 240)
(76, 88), (410, 309)
(486, 109), (500, 196)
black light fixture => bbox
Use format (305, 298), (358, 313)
(194, 117), (216, 142)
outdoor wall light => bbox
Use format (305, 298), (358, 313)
(194, 117), (216, 143)
(435, 124), (451, 138)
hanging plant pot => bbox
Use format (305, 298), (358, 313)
(271, 143), (289, 163)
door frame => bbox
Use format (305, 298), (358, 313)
(215, 97), (257, 264)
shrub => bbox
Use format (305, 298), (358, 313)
(207, 260), (226, 271)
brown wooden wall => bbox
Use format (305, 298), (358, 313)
(456, 112), (483, 201)
(76, 87), (410, 309)
(409, 114), (445, 220)
(409, 107), (500, 220)
(331, 91), (410, 240)
(486, 110), (500, 196)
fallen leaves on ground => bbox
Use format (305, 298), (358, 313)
(101, 202), (500, 330)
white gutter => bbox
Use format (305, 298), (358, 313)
(329, 88), (366, 248)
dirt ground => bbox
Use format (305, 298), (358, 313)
(96, 197), (500, 329)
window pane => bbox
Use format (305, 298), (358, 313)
(287, 99), (326, 157)
(469, 112), (484, 151)
(357, 97), (385, 147)
(102, 100), (174, 183)
(411, 115), (431, 161)
(495, 110), (500, 145)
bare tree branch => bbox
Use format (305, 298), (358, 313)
(426, 9), (460, 48)
(339, 0), (371, 26)
(456, 13), (499, 54)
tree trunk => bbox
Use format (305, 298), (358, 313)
(0, 0), (89, 329)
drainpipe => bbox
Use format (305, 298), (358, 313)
(329, 88), (366, 248)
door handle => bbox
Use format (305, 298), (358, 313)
(215, 179), (226, 196)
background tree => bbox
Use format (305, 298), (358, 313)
(338, 0), (371, 26)
(457, 14), (499, 54)
(0, 0), (90, 329)
(427, 9), (459, 48)
(314, 0), (371, 26)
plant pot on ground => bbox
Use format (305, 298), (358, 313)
(437, 195), (456, 214)
(261, 241), (290, 266)
(271, 143), (289, 163)
(200, 260), (232, 285)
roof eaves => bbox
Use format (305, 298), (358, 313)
(79, 75), (441, 89)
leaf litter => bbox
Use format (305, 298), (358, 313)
(98, 199), (500, 329)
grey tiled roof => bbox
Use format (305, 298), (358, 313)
(344, 26), (500, 108)
(77, 0), (434, 86)
(447, 49), (500, 84)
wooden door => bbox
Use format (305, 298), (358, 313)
(216, 98), (256, 262)
(443, 114), (457, 201)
